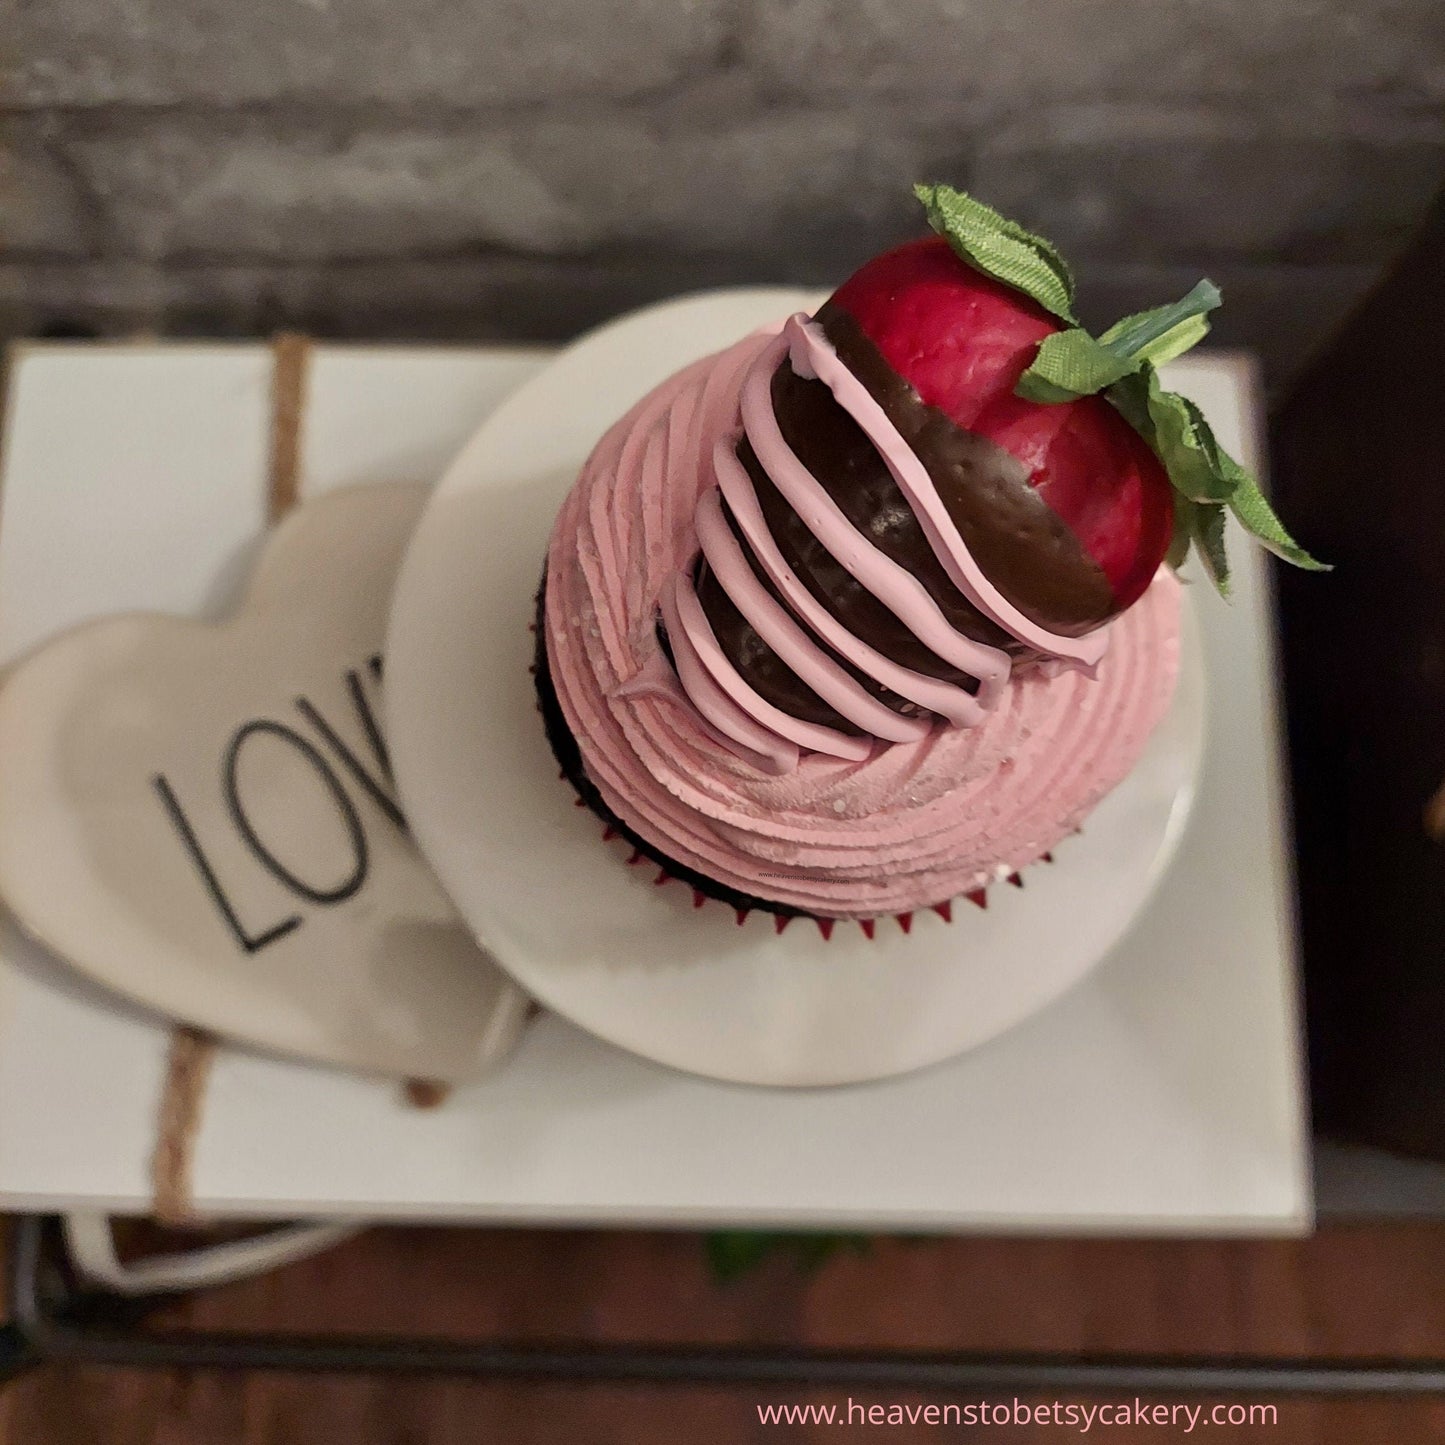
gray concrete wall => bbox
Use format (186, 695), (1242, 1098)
(3, 0), (1442, 383)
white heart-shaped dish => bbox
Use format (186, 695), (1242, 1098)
(0, 484), (529, 1081)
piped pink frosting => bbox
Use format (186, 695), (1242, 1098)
(543, 325), (1182, 919)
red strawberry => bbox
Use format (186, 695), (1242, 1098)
(829, 236), (1175, 613)
(691, 186), (1316, 749)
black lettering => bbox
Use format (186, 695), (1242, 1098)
(152, 774), (301, 954)
(294, 668), (403, 830)
(224, 721), (368, 904)
(349, 665), (391, 781)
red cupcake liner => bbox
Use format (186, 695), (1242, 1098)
(590, 806), (1067, 942)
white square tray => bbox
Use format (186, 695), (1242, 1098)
(0, 337), (1311, 1232)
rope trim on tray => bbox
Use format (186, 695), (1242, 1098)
(149, 332), (313, 1221)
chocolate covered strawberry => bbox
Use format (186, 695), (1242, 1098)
(538, 184), (1326, 921)
(691, 184), (1323, 740)
(828, 234), (1175, 617)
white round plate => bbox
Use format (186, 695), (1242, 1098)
(386, 288), (1206, 1087)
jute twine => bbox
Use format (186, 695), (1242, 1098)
(150, 333), (312, 1223)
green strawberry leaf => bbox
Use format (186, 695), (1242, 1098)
(1190, 501), (1232, 597)
(1144, 383), (1240, 504)
(1166, 495), (1198, 571)
(1229, 474), (1331, 571)
(1097, 279), (1221, 364)
(1126, 371), (1326, 584)
(915, 183), (1077, 324)
(1016, 280), (1219, 404)
(1016, 328), (1138, 403)
(1126, 311), (1213, 368)
(1101, 366), (1153, 435)
(913, 184), (1327, 595)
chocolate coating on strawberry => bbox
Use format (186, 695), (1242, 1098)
(818, 302), (1116, 634)
(829, 237), (1175, 613)
(697, 351), (1030, 734)
(696, 248), (1161, 735)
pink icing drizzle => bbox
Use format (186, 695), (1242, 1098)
(733, 333), (1013, 701)
(543, 326), (1182, 919)
(784, 316), (1109, 669)
(693, 487), (928, 744)
(669, 569), (869, 763)
(655, 571), (799, 775)
(666, 315), (1118, 773)
(710, 439), (990, 728)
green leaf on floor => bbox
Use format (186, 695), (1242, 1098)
(705, 1232), (873, 1283)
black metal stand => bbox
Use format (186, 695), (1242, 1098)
(7, 1215), (1445, 1395)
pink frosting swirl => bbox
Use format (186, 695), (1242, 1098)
(543, 328), (1182, 919)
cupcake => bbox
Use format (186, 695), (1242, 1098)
(536, 186), (1322, 927)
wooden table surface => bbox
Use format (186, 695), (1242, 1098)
(5, 1221), (1445, 1442)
